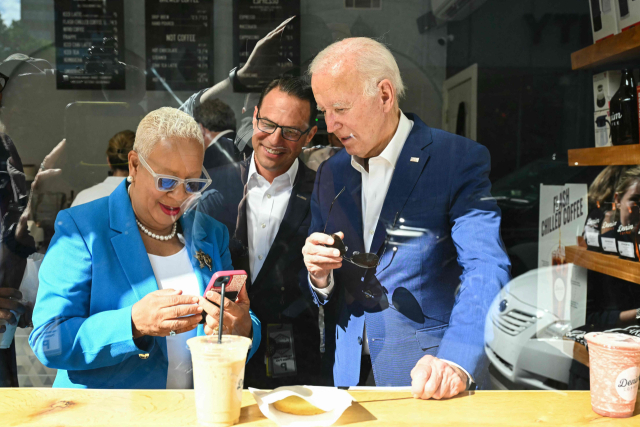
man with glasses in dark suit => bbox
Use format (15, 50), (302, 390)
(198, 76), (326, 388)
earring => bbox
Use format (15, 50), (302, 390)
(127, 176), (133, 183)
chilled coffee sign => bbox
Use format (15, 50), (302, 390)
(540, 187), (585, 237)
(538, 184), (587, 327)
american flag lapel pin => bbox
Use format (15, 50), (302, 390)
(410, 157), (420, 163)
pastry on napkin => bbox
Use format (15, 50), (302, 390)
(249, 386), (354, 427)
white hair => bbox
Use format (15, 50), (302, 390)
(308, 37), (405, 99)
(134, 107), (204, 158)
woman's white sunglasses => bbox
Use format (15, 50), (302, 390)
(137, 152), (212, 194)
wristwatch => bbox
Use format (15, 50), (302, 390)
(229, 67), (249, 92)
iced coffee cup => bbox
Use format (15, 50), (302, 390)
(585, 332), (640, 418)
(187, 335), (252, 427)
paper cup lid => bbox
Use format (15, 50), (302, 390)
(585, 332), (640, 350)
(187, 335), (252, 354)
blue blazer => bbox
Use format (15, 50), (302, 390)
(29, 181), (261, 389)
(309, 114), (511, 388)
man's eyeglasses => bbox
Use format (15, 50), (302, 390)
(323, 186), (381, 269)
(256, 112), (312, 142)
(136, 152), (212, 194)
(0, 73), (9, 93)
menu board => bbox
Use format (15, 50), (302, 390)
(54, 0), (125, 90)
(233, 0), (300, 92)
(145, 0), (214, 92)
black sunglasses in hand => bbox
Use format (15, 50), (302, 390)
(323, 186), (380, 269)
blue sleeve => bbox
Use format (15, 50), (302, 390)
(29, 210), (154, 371)
(435, 142), (512, 382)
(306, 161), (332, 307)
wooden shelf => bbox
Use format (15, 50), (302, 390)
(568, 145), (640, 166)
(566, 246), (640, 285)
(572, 25), (640, 70)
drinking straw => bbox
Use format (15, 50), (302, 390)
(218, 280), (226, 344)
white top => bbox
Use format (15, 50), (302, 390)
(246, 153), (299, 283)
(71, 176), (125, 207)
(147, 236), (200, 389)
(310, 112), (474, 385)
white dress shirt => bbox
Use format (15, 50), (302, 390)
(71, 176), (125, 207)
(246, 154), (298, 283)
(311, 111), (473, 386)
(147, 235), (200, 389)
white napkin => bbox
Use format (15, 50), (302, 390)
(249, 386), (354, 427)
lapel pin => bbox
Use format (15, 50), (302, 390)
(297, 194), (307, 201)
(195, 250), (212, 271)
(410, 157), (420, 163)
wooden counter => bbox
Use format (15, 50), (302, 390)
(1, 388), (639, 426)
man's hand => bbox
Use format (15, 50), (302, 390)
(199, 285), (252, 338)
(238, 16), (296, 80)
(302, 231), (343, 288)
(0, 288), (25, 333)
(410, 355), (467, 400)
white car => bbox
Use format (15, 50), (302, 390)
(485, 267), (579, 390)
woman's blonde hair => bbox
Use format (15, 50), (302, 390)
(134, 107), (204, 158)
(588, 166), (632, 205)
(106, 130), (135, 172)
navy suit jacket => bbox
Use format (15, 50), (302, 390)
(199, 159), (325, 388)
(309, 113), (511, 388)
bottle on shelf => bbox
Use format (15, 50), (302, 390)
(610, 69), (639, 146)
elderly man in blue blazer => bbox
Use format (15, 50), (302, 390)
(302, 38), (511, 398)
(29, 107), (260, 389)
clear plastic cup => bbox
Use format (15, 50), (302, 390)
(187, 335), (252, 427)
(585, 332), (640, 418)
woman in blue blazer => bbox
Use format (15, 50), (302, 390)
(29, 107), (260, 389)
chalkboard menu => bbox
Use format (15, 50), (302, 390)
(54, 0), (125, 90)
(145, 0), (214, 92)
(233, 0), (300, 92)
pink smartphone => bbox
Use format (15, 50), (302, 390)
(200, 270), (247, 324)
(204, 270), (247, 302)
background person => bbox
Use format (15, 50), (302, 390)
(300, 132), (344, 172)
(71, 130), (135, 207)
(0, 62), (66, 386)
(302, 38), (511, 398)
(193, 99), (240, 170)
(29, 107), (260, 389)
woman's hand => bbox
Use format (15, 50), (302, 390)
(131, 289), (203, 339)
(198, 285), (252, 338)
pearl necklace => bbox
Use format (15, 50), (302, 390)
(136, 219), (177, 241)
